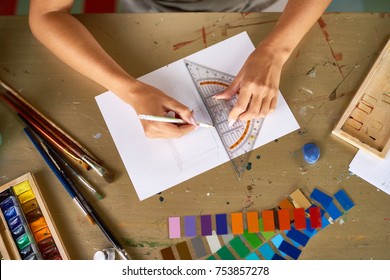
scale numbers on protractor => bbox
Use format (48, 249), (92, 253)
(185, 60), (264, 179)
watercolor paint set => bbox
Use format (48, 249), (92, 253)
(333, 38), (390, 159)
(0, 173), (69, 260)
(161, 187), (354, 260)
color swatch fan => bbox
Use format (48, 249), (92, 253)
(185, 60), (264, 179)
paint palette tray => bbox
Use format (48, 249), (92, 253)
(332, 38), (390, 159)
(0, 172), (69, 260)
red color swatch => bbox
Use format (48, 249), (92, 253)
(294, 208), (307, 230)
(309, 207), (322, 228)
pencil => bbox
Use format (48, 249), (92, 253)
(138, 114), (214, 128)
(23, 127), (94, 225)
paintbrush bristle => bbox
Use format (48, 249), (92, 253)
(102, 169), (114, 183)
(81, 155), (114, 183)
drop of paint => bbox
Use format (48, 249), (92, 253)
(302, 143), (320, 164)
(159, 196), (164, 202)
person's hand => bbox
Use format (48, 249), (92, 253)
(213, 43), (285, 125)
(121, 81), (197, 138)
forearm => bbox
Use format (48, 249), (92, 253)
(259, 0), (332, 61)
(28, 1), (137, 101)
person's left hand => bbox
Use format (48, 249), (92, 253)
(213, 43), (286, 125)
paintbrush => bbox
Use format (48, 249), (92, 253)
(0, 80), (114, 183)
(19, 112), (104, 200)
(26, 128), (131, 260)
(23, 127), (94, 225)
(40, 129), (104, 200)
(24, 126), (131, 259)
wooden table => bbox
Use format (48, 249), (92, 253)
(0, 13), (389, 260)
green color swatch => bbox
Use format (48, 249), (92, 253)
(217, 246), (236, 260)
(243, 230), (263, 249)
(229, 237), (250, 258)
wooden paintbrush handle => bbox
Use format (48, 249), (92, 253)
(0, 92), (85, 167)
(0, 79), (100, 163)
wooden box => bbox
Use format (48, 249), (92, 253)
(332, 38), (390, 159)
(0, 173), (69, 260)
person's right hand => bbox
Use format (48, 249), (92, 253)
(119, 81), (197, 138)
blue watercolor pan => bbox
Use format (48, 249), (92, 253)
(12, 225), (27, 240)
(0, 196), (17, 212)
(8, 216), (23, 231)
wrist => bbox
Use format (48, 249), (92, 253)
(108, 74), (141, 105)
(257, 30), (301, 65)
(254, 41), (290, 67)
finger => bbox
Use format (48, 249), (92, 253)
(239, 93), (263, 121)
(213, 77), (241, 100)
(269, 94), (278, 113)
(177, 124), (197, 137)
(143, 122), (196, 138)
(227, 87), (253, 125)
(164, 98), (196, 126)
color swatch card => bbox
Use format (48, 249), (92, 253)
(95, 32), (300, 200)
(0, 173), (69, 260)
(161, 187), (355, 260)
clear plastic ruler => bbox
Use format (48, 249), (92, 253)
(184, 60), (264, 180)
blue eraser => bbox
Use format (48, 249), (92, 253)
(302, 143), (320, 164)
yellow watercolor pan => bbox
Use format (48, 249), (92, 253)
(17, 189), (35, 205)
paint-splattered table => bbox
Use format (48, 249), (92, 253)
(0, 13), (389, 260)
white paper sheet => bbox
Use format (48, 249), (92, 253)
(96, 32), (300, 200)
(349, 150), (390, 196)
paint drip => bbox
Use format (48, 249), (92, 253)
(302, 143), (320, 164)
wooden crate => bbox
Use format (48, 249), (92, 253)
(332, 38), (390, 159)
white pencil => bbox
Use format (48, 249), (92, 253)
(138, 114), (214, 128)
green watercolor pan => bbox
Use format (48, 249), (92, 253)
(0, 172), (69, 260)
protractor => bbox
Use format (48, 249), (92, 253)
(185, 60), (264, 179)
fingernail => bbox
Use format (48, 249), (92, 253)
(190, 117), (198, 126)
(228, 119), (235, 127)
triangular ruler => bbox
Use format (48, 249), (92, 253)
(184, 60), (264, 180)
